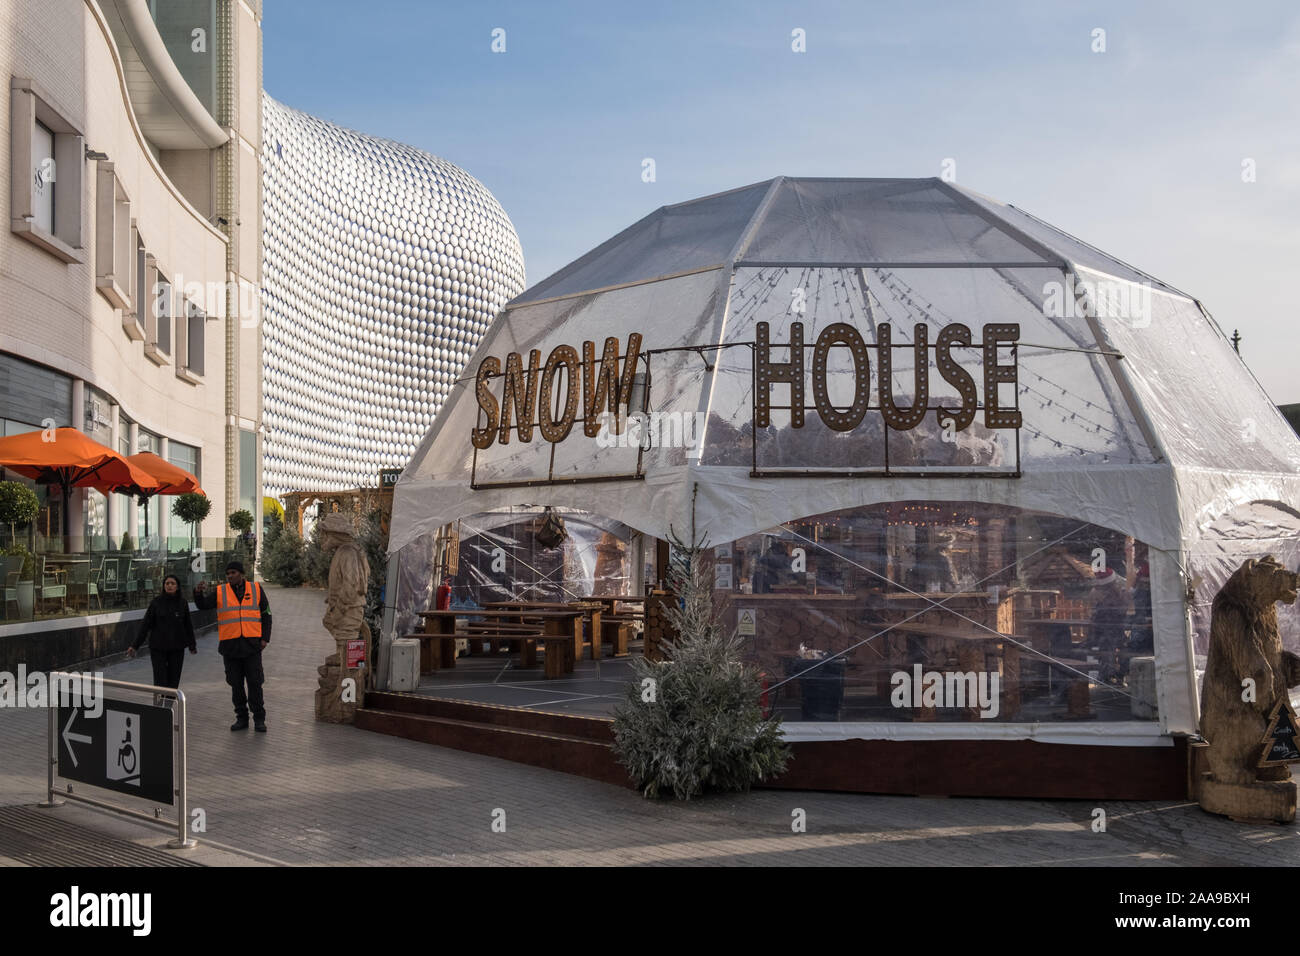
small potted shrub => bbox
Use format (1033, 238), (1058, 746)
(172, 493), (212, 553)
(0, 481), (39, 616)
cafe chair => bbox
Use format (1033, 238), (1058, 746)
(36, 555), (67, 615)
(68, 559), (103, 612)
(2, 555), (24, 618)
(122, 558), (144, 607)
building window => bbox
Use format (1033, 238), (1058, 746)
(166, 441), (200, 549)
(149, 0), (218, 120)
(9, 77), (84, 262)
(143, 261), (171, 365)
(33, 121), (53, 233)
(176, 298), (205, 383)
(95, 163), (132, 309)
(125, 230), (147, 340)
(239, 428), (257, 516)
(135, 429), (161, 548)
(116, 427), (132, 547)
(0, 352), (72, 429)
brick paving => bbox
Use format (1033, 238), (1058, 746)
(1, 585), (1296, 866)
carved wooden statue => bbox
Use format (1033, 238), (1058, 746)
(1198, 555), (1300, 823)
(314, 513), (371, 724)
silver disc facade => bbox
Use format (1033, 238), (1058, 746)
(261, 94), (526, 498)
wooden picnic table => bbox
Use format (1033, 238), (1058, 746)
(482, 601), (606, 660)
(585, 596), (646, 621)
(418, 609), (586, 675)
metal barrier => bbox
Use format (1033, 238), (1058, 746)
(40, 673), (195, 850)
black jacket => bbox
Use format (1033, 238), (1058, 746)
(132, 595), (197, 653)
(193, 579), (272, 658)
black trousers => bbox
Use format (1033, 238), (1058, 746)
(150, 648), (186, 689)
(223, 652), (266, 722)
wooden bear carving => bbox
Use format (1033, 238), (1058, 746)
(1200, 556), (1300, 787)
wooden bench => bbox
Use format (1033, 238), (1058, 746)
(601, 618), (631, 657)
(464, 621), (543, 656)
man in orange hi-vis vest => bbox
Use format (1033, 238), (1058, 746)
(194, 561), (272, 731)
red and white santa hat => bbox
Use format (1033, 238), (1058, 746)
(1092, 567), (1120, 587)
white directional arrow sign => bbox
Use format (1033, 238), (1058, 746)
(62, 709), (92, 768)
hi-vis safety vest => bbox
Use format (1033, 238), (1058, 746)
(216, 581), (264, 642)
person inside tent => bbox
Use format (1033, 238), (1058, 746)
(1089, 566), (1130, 685)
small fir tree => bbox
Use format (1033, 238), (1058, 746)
(260, 513), (304, 587)
(358, 509), (388, 639)
(300, 518), (333, 587)
(612, 529), (790, 799)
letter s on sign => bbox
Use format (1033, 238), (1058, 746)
(472, 357), (501, 449)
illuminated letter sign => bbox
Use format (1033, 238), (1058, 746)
(752, 320), (1020, 437)
(472, 334), (643, 448)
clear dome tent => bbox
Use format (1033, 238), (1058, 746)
(388, 176), (1300, 740)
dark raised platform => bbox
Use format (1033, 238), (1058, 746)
(358, 691), (1190, 799)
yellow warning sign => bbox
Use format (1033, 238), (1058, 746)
(737, 608), (756, 636)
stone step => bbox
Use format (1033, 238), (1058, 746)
(363, 691), (616, 742)
(355, 706), (628, 786)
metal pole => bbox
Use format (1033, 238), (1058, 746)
(170, 688), (195, 849)
(38, 702), (63, 808)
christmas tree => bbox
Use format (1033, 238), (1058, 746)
(612, 529), (789, 799)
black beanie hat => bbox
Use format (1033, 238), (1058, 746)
(225, 560), (245, 574)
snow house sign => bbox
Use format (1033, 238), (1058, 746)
(468, 321), (1023, 484)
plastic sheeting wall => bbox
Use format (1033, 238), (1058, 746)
(392, 509), (633, 641)
(705, 500), (1160, 725)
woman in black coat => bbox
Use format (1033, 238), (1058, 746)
(127, 574), (197, 688)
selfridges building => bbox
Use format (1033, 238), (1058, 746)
(261, 94), (526, 497)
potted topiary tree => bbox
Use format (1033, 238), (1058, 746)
(228, 509), (254, 536)
(171, 492), (212, 555)
(228, 508), (255, 569)
(0, 480), (39, 616)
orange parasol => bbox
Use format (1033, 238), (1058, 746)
(91, 451), (204, 541)
(100, 452), (203, 495)
(0, 427), (160, 549)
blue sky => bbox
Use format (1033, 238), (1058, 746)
(264, 0), (1300, 403)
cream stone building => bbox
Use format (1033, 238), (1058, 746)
(0, 0), (262, 549)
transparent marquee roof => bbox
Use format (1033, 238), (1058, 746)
(392, 177), (1300, 555)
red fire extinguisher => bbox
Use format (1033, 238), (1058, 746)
(436, 577), (452, 610)
(759, 671), (772, 719)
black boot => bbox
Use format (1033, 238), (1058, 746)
(230, 718), (249, 731)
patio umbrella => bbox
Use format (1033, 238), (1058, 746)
(92, 451), (204, 542)
(0, 427), (160, 551)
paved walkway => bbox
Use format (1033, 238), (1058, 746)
(1, 585), (1297, 866)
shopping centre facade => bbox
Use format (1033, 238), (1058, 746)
(0, 0), (263, 549)
(260, 95), (525, 500)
